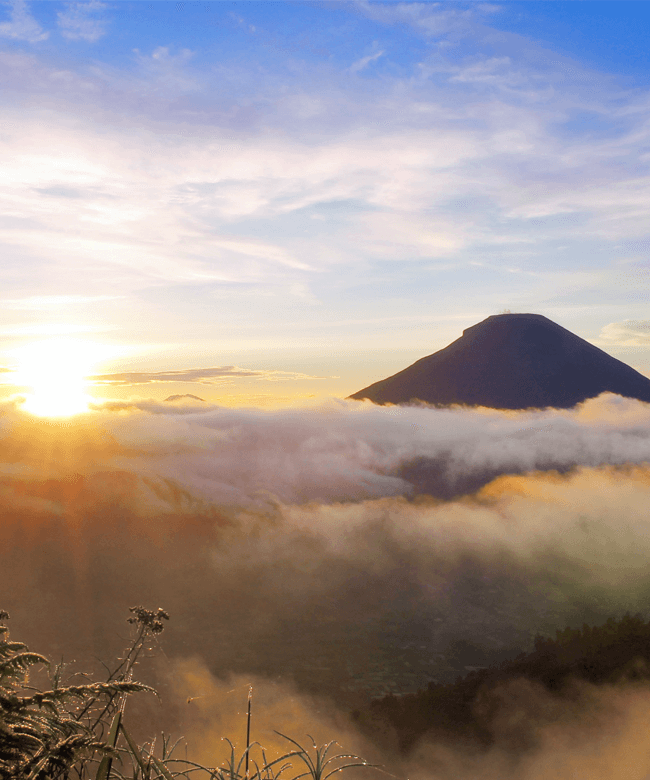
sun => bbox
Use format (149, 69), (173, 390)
(13, 338), (98, 417)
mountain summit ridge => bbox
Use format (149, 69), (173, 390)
(349, 313), (650, 409)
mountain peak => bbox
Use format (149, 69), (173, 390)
(349, 313), (650, 409)
(164, 394), (206, 403)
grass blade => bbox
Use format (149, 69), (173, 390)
(95, 709), (122, 780)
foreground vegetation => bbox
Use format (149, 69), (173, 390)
(355, 612), (650, 752)
(0, 608), (372, 780)
(8, 603), (650, 776)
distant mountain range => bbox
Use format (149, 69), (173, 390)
(349, 313), (650, 409)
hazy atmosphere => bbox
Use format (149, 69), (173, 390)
(3, 2), (650, 779)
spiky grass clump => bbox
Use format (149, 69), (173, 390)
(138, 733), (373, 780)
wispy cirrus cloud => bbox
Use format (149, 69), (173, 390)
(90, 366), (328, 386)
(0, 0), (47, 42)
(0, 3), (649, 371)
(357, 0), (482, 39)
(3, 295), (123, 310)
(57, 0), (107, 42)
(349, 47), (384, 74)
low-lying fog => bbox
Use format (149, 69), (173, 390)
(4, 393), (650, 778)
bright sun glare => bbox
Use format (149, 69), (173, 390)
(14, 338), (98, 417)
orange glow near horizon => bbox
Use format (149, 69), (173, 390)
(12, 338), (101, 417)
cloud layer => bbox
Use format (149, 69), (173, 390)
(4, 395), (650, 771)
(4, 394), (650, 644)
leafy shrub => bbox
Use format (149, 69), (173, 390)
(0, 609), (374, 780)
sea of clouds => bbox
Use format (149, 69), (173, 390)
(4, 393), (650, 777)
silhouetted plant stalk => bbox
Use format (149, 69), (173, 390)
(94, 606), (169, 780)
(245, 686), (252, 780)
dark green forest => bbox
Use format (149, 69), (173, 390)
(354, 613), (650, 754)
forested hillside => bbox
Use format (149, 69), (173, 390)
(354, 613), (650, 753)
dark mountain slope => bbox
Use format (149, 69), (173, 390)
(354, 613), (650, 755)
(349, 313), (650, 409)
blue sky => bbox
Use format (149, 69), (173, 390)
(1, 0), (650, 405)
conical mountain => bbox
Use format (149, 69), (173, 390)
(349, 313), (650, 409)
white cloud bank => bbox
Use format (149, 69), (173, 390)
(600, 320), (650, 346)
(42, 392), (650, 506)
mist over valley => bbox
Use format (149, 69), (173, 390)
(5, 383), (650, 776)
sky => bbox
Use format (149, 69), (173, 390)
(1, 0), (650, 406)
